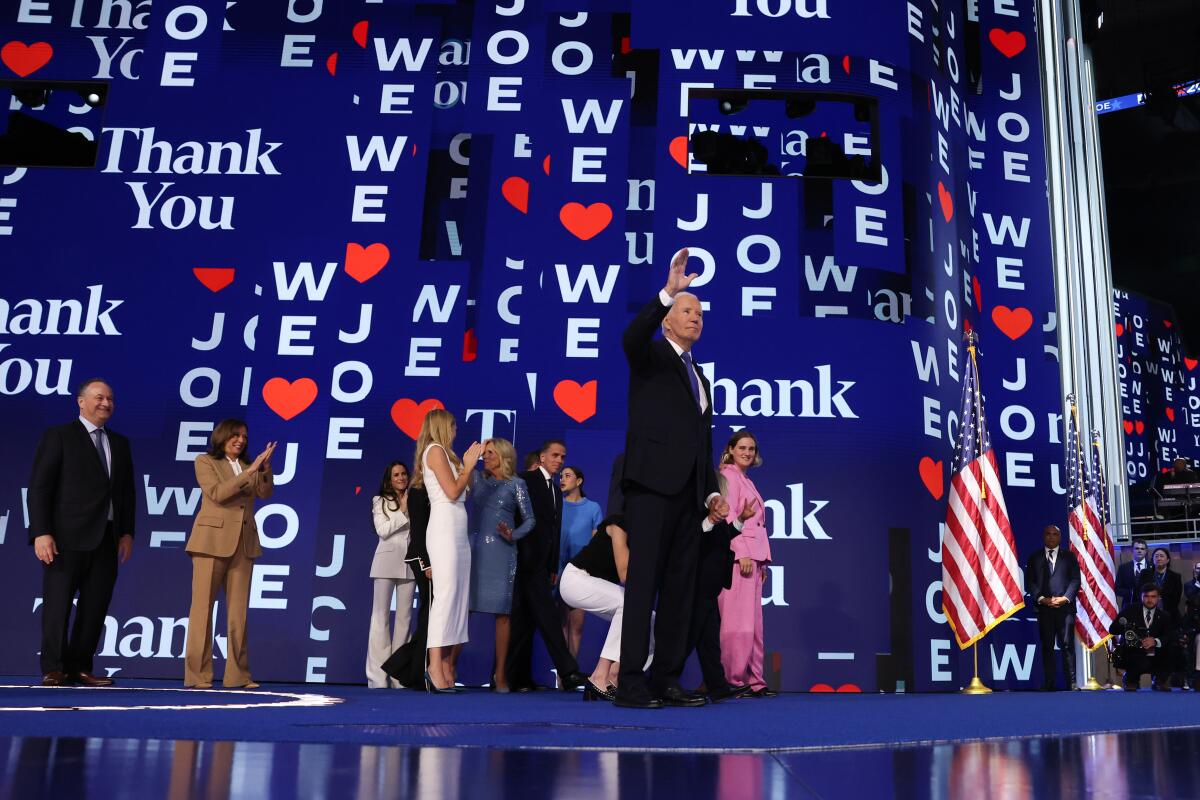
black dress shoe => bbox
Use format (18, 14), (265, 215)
(583, 681), (616, 702)
(661, 686), (707, 707)
(560, 671), (589, 691)
(73, 672), (114, 687)
(749, 686), (778, 698)
(708, 684), (753, 703)
(42, 671), (67, 686)
(613, 693), (663, 709)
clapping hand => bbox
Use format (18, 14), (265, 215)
(250, 442), (277, 472)
(664, 248), (698, 298)
(463, 441), (484, 465)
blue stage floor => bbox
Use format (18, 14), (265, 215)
(4, 678), (1200, 798)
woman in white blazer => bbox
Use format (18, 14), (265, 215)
(367, 461), (416, 688)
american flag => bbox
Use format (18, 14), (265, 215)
(1065, 402), (1117, 649)
(941, 334), (1025, 648)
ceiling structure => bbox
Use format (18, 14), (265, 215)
(1089, 0), (1200, 352)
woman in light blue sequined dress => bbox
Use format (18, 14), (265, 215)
(469, 437), (534, 692)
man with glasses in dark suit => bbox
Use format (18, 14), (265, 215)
(29, 378), (136, 687)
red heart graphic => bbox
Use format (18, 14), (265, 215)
(972, 276), (982, 311)
(1115, 322), (1124, 337)
(559, 202), (613, 241)
(501, 176), (529, 214)
(992, 305), (1033, 340)
(1, 41), (53, 77)
(355, 486), (362, 495)
(391, 398), (444, 439)
(1164, 319), (1173, 328)
(193, 267), (235, 293)
(1135, 420), (1145, 435)
(1123, 420), (1134, 435)
(542, 155), (551, 175)
(841, 55), (851, 74)
(1186, 357), (1198, 371)
(988, 28), (1026, 58)
(809, 683), (835, 693)
(262, 377), (318, 421)
(836, 684), (861, 693)
(620, 36), (632, 54)
(344, 242), (389, 283)
(553, 379), (598, 423)
(669, 136), (688, 168)
(326, 52), (338, 76)
(462, 328), (477, 362)
(1166, 407), (1176, 422)
(919, 457), (944, 500)
(352, 20), (369, 48)
(937, 182), (954, 222)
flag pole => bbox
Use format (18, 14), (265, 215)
(962, 642), (993, 694)
(1079, 430), (1111, 691)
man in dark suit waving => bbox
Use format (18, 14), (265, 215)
(507, 439), (586, 691)
(29, 378), (136, 687)
(1024, 524), (1080, 691)
(616, 248), (722, 708)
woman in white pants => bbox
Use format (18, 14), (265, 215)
(367, 461), (415, 688)
(557, 515), (652, 701)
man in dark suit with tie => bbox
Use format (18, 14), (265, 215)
(1024, 524), (1080, 691)
(1115, 539), (1149, 611)
(506, 439), (586, 691)
(29, 379), (136, 687)
(616, 248), (722, 709)
(1111, 583), (1174, 690)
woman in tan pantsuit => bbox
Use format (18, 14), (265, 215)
(184, 418), (276, 689)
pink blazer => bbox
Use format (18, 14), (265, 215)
(721, 464), (771, 563)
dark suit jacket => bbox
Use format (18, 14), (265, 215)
(28, 420), (135, 551)
(1115, 559), (1148, 609)
(1110, 604), (1174, 647)
(697, 520), (739, 598)
(1023, 547), (1080, 612)
(518, 468), (562, 574)
(403, 487), (431, 572)
(1138, 568), (1184, 619)
(620, 297), (719, 507)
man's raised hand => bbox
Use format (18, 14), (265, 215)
(664, 248), (698, 298)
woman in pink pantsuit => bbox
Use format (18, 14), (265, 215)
(717, 431), (776, 697)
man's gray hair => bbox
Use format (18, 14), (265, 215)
(662, 291), (700, 334)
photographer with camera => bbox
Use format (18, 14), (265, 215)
(1111, 583), (1175, 691)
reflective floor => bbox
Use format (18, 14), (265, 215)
(3, 729), (1200, 799)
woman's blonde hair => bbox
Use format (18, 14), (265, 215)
(719, 430), (763, 468)
(483, 438), (518, 480)
(410, 407), (460, 489)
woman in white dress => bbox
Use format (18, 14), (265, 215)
(366, 461), (414, 688)
(411, 408), (483, 692)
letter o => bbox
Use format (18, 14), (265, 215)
(684, 246), (717, 287)
(998, 112), (1030, 144)
(179, 367), (220, 407)
(943, 289), (958, 332)
(0, 358), (32, 395)
(165, 5), (208, 40)
(331, 361), (373, 403)
(256, 504), (299, 549)
(1000, 405), (1035, 441)
(486, 30), (529, 65)
(736, 234), (780, 274)
(433, 81), (462, 109)
(926, 581), (947, 624)
(551, 41), (592, 76)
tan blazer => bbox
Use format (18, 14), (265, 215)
(186, 454), (273, 558)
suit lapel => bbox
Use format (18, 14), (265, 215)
(657, 339), (703, 414)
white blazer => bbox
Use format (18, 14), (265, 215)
(370, 495), (414, 580)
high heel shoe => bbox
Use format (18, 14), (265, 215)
(582, 680), (616, 702)
(425, 671), (456, 694)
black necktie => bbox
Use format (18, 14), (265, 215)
(93, 428), (109, 476)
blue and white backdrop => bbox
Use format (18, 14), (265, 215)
(0, 0), (1069, 691)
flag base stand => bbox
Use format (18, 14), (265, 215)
(961, 676), (993, 695)
(1081, 677), (1106, 691)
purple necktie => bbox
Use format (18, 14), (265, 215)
(680, 351), (702, 410)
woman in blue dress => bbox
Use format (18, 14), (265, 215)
(469, 437), (534, 692)
(558, 465), (604, 659)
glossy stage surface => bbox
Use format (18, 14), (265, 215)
(2, 679), (1200, 798)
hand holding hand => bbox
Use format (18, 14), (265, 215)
(739, 498), (758, 523)
(739, 557), (754, 577)
(707, 498), (729, 524)
(1142, 636), (1156, 650)
(117, 534), (133, 564)
(663, 248), (698, 298)
(34, 534), (57, 565)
